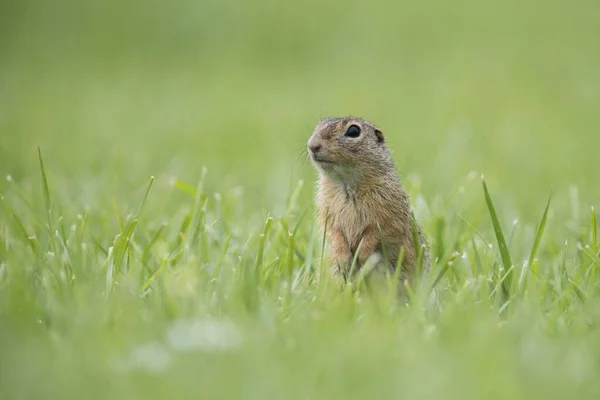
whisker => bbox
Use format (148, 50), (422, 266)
(297, 148), (309, 163)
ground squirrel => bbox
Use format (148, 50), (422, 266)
(307, 116), (430, 288)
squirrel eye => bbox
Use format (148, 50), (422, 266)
(344, 125), (361, 138)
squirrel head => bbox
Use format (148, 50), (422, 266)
(307, 116), (393, 183)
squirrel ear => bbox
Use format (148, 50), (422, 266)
(374, 129), (385, 143)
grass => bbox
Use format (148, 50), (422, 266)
(2, 0), (600, 399)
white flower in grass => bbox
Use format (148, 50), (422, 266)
(115, 342), (171, 373)
(166, 318), (243, 352)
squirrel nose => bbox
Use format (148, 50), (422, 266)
(309, 143), (322, 154)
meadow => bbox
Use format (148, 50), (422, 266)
(1, 0), (600, 398)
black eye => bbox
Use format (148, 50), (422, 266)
(345, 124), (361, 138)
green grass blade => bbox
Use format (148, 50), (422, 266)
(482, 178), (513, 300)
(213, 234), (231, 280)
(430, 251), (459, 291)
(410, 210), (420, 264)
(141, 257), (168, 292)
(301, 225), (316, 276)
(457, 212), (491, 248)
(55, 229), (73, 280)
(355, 252), (380, 289)
(416, 245), (425, 279)
(0, 195), (38, 254)
(112, 218), (139, 277)
(375, 222), (389, 267)
(493, 265), (514, 302)
(142, 225), (165, 264)
(569, 278), (586, 303)
(348, 239), (363, 280)
(38, 148), (56, 251)
(319, 215), (329, 282)
(172, 178), (197, 196)
(498, 299), (511, 316)
(286, 179), (304, 214)
(172, 213), (191, 250)
(292, 207), (308, 236)
(5, 176), (45, 229)
(37, 148), (52, 219)
(391, 247), (406, 288)
(112, 199), (125, 233)
(135, 176), (155, 218)
(91, 234), (108, 257)
(188, 175), (208, 246)
(470, 236), (482, 275)
(285, 231), (295, 277)
(104, 246), (115, 297)
(579, 244), (599, 266)
(519, 192), (552, 293)
(255, 216), (274, 272)
(527, 192), (552, 271)
(434, 216), (445, 263)
(191, 197), (208, 245)
(260, 257), (280, 276)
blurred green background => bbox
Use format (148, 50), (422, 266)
(2, 0), (599, 216)
(3, 1), (600, 399)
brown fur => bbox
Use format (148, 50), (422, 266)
(307, 116), (430, 286)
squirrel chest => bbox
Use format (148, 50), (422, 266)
(318, 178), (381, 250)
